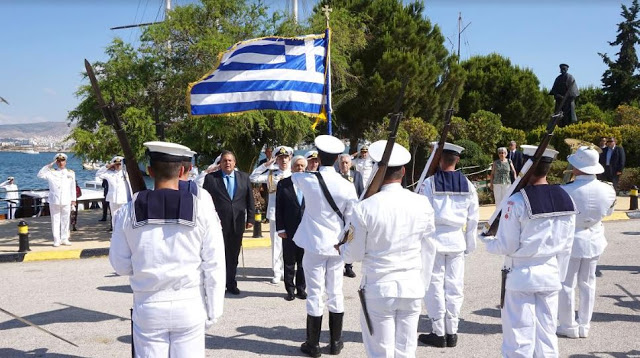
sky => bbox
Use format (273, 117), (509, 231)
(0, 0), (629, 125)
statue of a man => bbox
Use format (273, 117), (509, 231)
(549, 63), (579, 127)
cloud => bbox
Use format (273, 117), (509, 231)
(43, 88), (57, 96)
(0, 113), (51, 125)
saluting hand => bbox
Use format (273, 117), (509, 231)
(278, 232), (287, 239)
(246, 222), (253, 229)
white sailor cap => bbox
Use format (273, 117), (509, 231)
(431, 142), (464, 156)
(110, 156), (124, 164)
(304, 150), (318, 159)
(567, 146), (604, 174)
(7, 176), (14, 181)
(274, 145), (293, 157)
(144, 141), (194, 162)
(54, 153), (68, 161)
(368, 140), (411, 166)
(314, 135), (344, 155)
(521, 145), (558, 162)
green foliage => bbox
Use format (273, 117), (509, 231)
(465, 110), (503, 154)
(599, 0), (640, 109)
(575, 102), (612, 124)
(576, 86), (606, 108)
(455, 139), (492, 173)
(614, 104), (640, 125)
(617, 124), (640, 166)
(619, 167), (640, 190)
(548, 160), (568, 185)
(459, 53), (553, 130)
(401, 117), (438, 185)
(499, 127), (526, 148)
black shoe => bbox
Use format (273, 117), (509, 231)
(446, 334), (458, 347)
(301, 342), (321, 357)
(296, 290), (307, 300)
(99, 218), (107, 222)
(285, 292), (295, 301)
(418, 333), (446, 348)
(227, 287), (240, 295)
(344, 264), (356, 278)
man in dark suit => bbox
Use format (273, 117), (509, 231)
(507, 141), (524, 181)
(597, 137), (608, 180)
(603, 137), (626, 192)
(203, 150), (255, 295)
(276, 155), (307, 301)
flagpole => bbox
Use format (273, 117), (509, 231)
(322, 5), (333, 135)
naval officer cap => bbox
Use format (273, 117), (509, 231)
(521, 145), (558, 163)
(368, 140), (411, 167)
(314, 135), (344, 155)
(274, 146), (293, 157)
(110, 156), (124, 164)
(54, 153), (68, 161)
(431, 142), (465, 156)
(144, 141), (194, 162)
(304, 150), (318, 159)
(567, 146), (604, 174)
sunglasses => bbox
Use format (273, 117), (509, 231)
(56, 158), (66, 161)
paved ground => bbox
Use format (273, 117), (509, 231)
(0, 220), (638, 357)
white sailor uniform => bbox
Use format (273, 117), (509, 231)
(96, 165), (132, 221)
(420, 170), (479, 337)
(292, 166), (358, 317)
(558, 175), (616, 338)
(250, 163), (291, 281)
(342, 183), (436, 358)
(483, 185), (576, 358)
(353, 156), (374, 187)
(0, 180), (19, 219)
(37, 164), (76, 245)
(109, 187), (226, 358)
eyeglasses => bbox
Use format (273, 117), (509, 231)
(606, 140), (613, 143)
(498, 152), (506, 154)
(56, 158), (66, 161)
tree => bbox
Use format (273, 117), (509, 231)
(458, 54), (553, 130)
(599, 0), (640, 108)
(323, 0), (464, 152)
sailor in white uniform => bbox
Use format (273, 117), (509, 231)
(305, 150), (319, 172)
(352, 145), (374, 186)
(109, 141), (226, 358)
(418, 143), (479, 348)
(558, 146), (616, 339)
(37, 153), (76, 246)
(0, 176), (19, 219)
(96, 156), (132, 225)
(250, 145), (293, 284)
(481, 146), (577, 358)
(292, 135), (358, 357)
(340, 140), (436, 358)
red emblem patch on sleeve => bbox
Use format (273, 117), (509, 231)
(504, 213), (509, 219)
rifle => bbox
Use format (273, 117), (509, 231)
(413, 86), (459, 193)
(84, 59), (147, 194)
(482, 80), (575, 237)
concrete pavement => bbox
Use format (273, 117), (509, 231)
(0, 196), (634, 263)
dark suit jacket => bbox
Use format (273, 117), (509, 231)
(507, 150), (524, 175)
(604, 146), (626, 173)
(340, 170), (364, 197)
(275, 177), (304, 238)
(203, 170), (255, 239)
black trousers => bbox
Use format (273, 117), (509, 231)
(604, 165), (620, 191)
(283, 236), (305, 294)
(224, 232), (243, 290)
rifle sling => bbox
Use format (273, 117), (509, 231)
(313, 172), (345, 224)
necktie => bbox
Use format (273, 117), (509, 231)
(226, 175), (234, 198)
(296, 186), (303, 206)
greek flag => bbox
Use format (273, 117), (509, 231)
(189, 33), (329, 116)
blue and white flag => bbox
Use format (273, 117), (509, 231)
(189, 33), (329, 117)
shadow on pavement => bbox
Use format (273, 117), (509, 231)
(569, 350), (640, 358)
(621, 231), (640, 235)
(206, 326), (362, 356)
(96, 285), (133, 294)
(0, 348), (86, 358)
(597, 264), (640, 275)
(0, 303), (126, 331)
(116, 334), (132, 345)
(224, 289), (286, 299)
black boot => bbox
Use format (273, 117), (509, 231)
(418, 333), (446, 348)
(301, 315), (322, 357)
(344, 264), (356, 278)
(446, 333), (458, 347)
(329, 312), (344, 355)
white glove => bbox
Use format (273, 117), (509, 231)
(205, 319), (215, 329)
(479, 235), (495, 244)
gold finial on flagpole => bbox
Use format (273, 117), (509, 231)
(322, 4), (332, 27)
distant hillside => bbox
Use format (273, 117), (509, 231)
(0, 122), (72, 139)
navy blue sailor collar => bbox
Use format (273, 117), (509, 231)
(431, 169), (470, 195)
(520, 185), (577, 219)
(131, 188), (196, 228)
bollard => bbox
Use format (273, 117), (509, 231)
(630, 185), (638, 210)
(253, 210), (263, 238)
(18, 220), (30, 252)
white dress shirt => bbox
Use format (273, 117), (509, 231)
(96, 166), (132, 205)
(37, 165), (76, 205)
